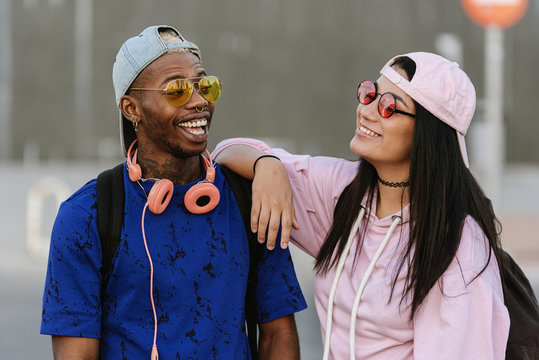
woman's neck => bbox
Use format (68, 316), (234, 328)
(375, 184), (409, 219)
(374, 167), (410, 219)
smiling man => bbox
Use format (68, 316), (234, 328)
(40, 25), (306, 359)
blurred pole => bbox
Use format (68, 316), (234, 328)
(483, 26), (504, 212)
(435, 33), (463, 65)
(74, 0), (93, 158)
(0, 0), (13, 159)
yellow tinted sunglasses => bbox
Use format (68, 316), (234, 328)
(129, 76), (222, 107)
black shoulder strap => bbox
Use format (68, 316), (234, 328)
(220, 165), (265, 360)
(96, 163), (125, 285)
(499, 249), (539, 359)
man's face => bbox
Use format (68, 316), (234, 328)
(133, 51), (215, 159)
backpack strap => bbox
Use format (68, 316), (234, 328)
(96, 163), (125, 287)
(220, 165), (265, 360)
(499, 249), (539, 359)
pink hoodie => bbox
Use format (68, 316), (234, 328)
(213, 138), (509, 360)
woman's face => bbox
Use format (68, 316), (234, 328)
(350, 67), (416, 170)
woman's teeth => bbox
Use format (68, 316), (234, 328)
(359, 125), (379, 137)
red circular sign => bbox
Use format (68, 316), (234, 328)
(461, 0), (528, 29)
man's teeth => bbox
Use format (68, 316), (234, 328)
(185, 128), (205, 135)
(359, 125), (379, 137)
(179, 119), (207, 128)
(178, 119), (207, 135)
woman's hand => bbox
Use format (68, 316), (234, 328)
(250, 157), (299, 250)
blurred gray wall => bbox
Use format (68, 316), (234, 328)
(2, 0), (538, 162)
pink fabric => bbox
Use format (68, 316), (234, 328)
(213, 138), (510, 360)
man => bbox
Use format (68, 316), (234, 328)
(40, 25), (307, 359)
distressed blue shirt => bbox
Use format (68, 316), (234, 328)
(41, 164), (306, 359)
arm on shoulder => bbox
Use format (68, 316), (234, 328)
(258, 314), (300, 360)
(52, 336), (99, 360)
(214, 141), (299, 250)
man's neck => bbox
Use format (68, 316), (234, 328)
(136, 149), (203, 185)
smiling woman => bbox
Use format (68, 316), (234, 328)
(214, 51), (511, 359)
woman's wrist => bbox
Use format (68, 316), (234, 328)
(253, 154), (281, 175)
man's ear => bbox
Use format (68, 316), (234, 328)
(119, 94), (142, 123)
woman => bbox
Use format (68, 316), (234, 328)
(213, 52), (509, 359)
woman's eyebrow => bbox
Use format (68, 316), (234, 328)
(375, 81), (412, 109)
(394, 94), (412, 108)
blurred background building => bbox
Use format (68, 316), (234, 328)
(0, 0), (537, 358)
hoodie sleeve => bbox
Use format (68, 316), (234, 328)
(213, 138), (359, 258)
(412, 217), (510, 360)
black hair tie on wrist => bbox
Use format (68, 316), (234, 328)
(253, 154), (281, 175)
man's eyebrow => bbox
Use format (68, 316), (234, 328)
(163, 71), (207, 83)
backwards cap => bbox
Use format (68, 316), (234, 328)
(112, 25), (201, 155)
(380, 52), (476, 167)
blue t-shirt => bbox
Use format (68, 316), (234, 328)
(41, 164), (307, 359)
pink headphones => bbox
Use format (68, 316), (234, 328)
(126, 140), (220, 214)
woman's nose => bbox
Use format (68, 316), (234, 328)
(358, 99), (379, 121)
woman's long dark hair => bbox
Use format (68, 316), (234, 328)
(314, 56), (502, 319)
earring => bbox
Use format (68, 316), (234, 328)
(133, 120), (139, 133)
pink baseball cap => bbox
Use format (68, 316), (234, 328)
(379, 52), (476, 167)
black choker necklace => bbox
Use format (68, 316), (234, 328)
(378, 177), (409, 188)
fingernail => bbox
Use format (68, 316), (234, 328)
(281, 242), (288, 249)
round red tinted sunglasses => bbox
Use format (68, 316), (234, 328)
(357, 80), (415, 118)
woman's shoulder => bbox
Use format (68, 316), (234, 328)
(305, 154), (358, 182)
(445, 215), (499, 281)
(276, 150), (358, 185)
(279, 152), (359, 205)
(437, 216), (503, 298)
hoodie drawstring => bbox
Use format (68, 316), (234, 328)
(349, 215), (401, 360)
(323, 207), (366, 360)
(322, 208), (402, 360)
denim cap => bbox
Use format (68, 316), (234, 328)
(380, 52), (476, 167)
(112, 25), (201, 155)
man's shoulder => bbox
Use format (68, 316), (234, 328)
(60, 178), (98, 215)
(217, 164), (251, 194)
(217, 163), (248, 178)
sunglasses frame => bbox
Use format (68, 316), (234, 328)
(129, 76), (222, 107)
(357, 80), (415, 119)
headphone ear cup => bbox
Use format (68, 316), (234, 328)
(128, 163), (143, 182)
(184, 182), (220, 214)
(147, 179), (174, 215)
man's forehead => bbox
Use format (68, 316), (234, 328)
(149, 51), (204, 72)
